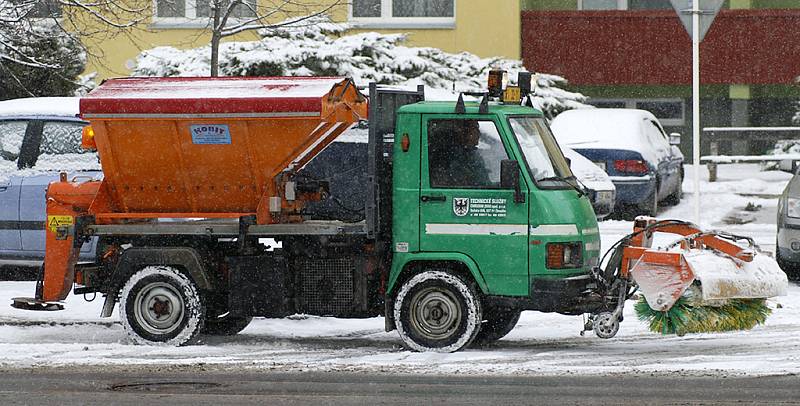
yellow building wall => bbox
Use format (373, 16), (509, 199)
(84, 1), (522, 80)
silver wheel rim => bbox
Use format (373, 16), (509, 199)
(133, 281), (185, 336)
(594, 313), (619, 338)
(410, 287), (461, 340)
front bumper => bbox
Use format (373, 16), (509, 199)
(482, 274), (611, 316)
(589, 189), (615, 219)
(777, 222), (800, 264)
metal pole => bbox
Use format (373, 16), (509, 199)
(692, 0), (701, 225)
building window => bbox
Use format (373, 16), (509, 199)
(579, 0), (672, 10)
(11, 0), (62, 18)
(350, 0), (455, 29)
(589, 99), (685, 126)
(154, 0), (256, 24)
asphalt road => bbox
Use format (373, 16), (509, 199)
(1, 368), (799, 405)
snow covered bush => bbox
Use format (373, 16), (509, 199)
(132, 16), (588, 117)
(0, 21), (86, 100)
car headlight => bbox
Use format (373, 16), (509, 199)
(787, 197), (800, 218)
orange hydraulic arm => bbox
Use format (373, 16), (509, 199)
(620, 217), (754, 278)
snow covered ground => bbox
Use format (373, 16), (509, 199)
(0, 164), (796, 376)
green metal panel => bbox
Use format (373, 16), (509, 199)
(388, 252), (489, 294)
(390, 111), (422, 255)
(494, 117), (601, 280)
(417, 114), (531, 296)
(574, 84), (732, 99)
(752, 0), (800, 9)
(521, 0), (578, 10)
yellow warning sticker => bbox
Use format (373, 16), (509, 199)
(47, 215), (73, 233)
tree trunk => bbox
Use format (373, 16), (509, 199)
(210, 5), (221, 77)
(210, 33), (220, 77)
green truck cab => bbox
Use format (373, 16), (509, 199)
(383, 98), (602, 352)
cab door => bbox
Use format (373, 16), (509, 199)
(418, 116), (530, 296)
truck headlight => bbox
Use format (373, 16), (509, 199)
(546, 242), (583, 269)
(788, 197), (800, 218)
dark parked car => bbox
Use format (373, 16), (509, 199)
(0, 97), (101, 268)
(551, 108), (684, 217)
(777, 160), (800, 278)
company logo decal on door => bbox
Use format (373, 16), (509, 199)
(453, 197), (507, 218)
(453, 197), (470, 217)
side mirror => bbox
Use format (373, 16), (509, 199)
(779, 159), (798, 174)
(669, 132), (681, 146)
(501, 159), (525, 203)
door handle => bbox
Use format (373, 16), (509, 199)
(420, 195), (446, 203)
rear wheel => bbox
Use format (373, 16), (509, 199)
(664, 173), (683, 206)
(119, 266), (205, 346)
(394, 270), (482, 352)
(638, 182), (659, 217)
(471, 306), (521, 347)
(202, 314), (253, 336)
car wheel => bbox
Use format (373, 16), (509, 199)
(119, 266), (205, 346)
(202, 314), (253, 336)
(394, 270), (482, 352)
(471, 306), (521, 347)
(776, 242), (800, 280)
(664, 173), (683, 206)
(638, 183), (658, 217)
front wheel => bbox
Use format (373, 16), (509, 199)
(471, 306), (521, 347)
(119, 266), (205, 346)
(202, 314), (253, 336)
(394, 270), (482, 352)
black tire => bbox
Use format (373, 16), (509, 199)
(638, 183), (659, 217)
(119, 266), (205, 346)
(394, 270), (482, 352)
(471, 306), (521, 347)
(664, 173), (683, 206)
(202, 314), (253, 336)
(776, 244), (800, 280)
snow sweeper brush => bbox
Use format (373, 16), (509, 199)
(604, 217), (787, 336)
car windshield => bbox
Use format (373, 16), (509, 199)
(508, 116), (574, 187)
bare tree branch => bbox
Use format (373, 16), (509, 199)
(220, 0), (342, 37)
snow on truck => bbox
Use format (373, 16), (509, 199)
(12, 74), (788, 351)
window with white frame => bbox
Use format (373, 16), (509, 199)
(11, 0), (62, 18)
(579, 0), (672, 10)
(155, 0), (256, 23)
(590, 99), (685, 126)
(350, 0), (455, 28)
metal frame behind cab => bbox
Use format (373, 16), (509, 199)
(366, 83), (425, 240)
(86, 220), (367, 237)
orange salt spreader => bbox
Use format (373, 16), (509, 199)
(26, 77), (367, 307)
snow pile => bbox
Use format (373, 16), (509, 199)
(0, 97), (79, 117)
(768, 139), (800, 161)
(0, 154), (100, 184)
(132, 16), (588, 117)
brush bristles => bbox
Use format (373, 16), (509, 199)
(635, 296), (771, 335)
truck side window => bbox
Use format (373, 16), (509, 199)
(427, 119), (508, 189)
(40, 121), (86, 155)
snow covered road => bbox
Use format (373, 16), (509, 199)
(0, 164), (797, 377)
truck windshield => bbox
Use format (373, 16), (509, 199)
(508, 116), (575, 188)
